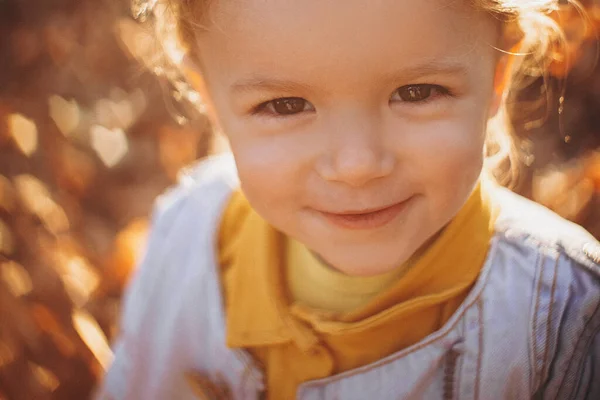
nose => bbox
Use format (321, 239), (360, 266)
(316, 112), (395, 187)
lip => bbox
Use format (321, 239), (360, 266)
(318, 198), (412, 230)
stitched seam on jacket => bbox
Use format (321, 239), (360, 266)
(443, 347), (460, 400)
(554, 297), (600, 400)
(566, 302), (600, 400)
(542, 257), (559, 390)
(454, 317), (466, 398)
(531, 253), (544, 392)
(474, 297), (484, 400)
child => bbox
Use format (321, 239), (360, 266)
(99, 0), (600, 398)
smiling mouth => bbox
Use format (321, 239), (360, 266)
(319, 199), (412, 230)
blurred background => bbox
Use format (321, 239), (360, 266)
(0, 0), (599, 399)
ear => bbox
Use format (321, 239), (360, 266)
(181, 56), (221, 128)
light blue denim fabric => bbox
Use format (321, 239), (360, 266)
(98, 154), (600, 400)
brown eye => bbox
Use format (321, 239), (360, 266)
(266, 97), (312, 115)
(396, 85), (433, 102)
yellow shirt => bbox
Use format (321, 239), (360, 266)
(218, 182), (498, 400)
(286, 237), (409, 313)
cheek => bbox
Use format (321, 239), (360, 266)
(225, 120), (316, 202)
(406, 121), (485, 191)
(232, 141), (305, 213)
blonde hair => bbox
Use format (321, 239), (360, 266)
(139, 0), (585, 189)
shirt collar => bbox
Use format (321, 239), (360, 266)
(223, 197), (319, 350)
(224, 180), (498, 348)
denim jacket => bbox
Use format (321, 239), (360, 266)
(98, 154), (600, 400)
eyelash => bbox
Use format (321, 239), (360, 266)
(390, 84), (451, 105)
(253, 97), (314, 118)
(251, 84), (452, 118)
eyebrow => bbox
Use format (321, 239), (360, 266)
(230, 60), (470, 94)
(384, 60), (470, 82)
(230, 77), (312, 95)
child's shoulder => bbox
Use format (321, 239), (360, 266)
(121, 152), (240, 313)
(133, 152), (240, 283)
(486, 186), (600, 398)
(127, 152), (239, 292)
(152, 153), (239, 224)
(102, 154), (247, 399)
(491, 184), (600, 274)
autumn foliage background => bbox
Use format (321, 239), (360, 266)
(1, 1), (600, 399)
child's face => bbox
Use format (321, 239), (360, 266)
(192, 0), (502, 276)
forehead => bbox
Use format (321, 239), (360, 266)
(198, 0), (499, 82)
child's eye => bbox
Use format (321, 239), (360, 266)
(256, 97), (315, 116)
(391, 84), (448, 103)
